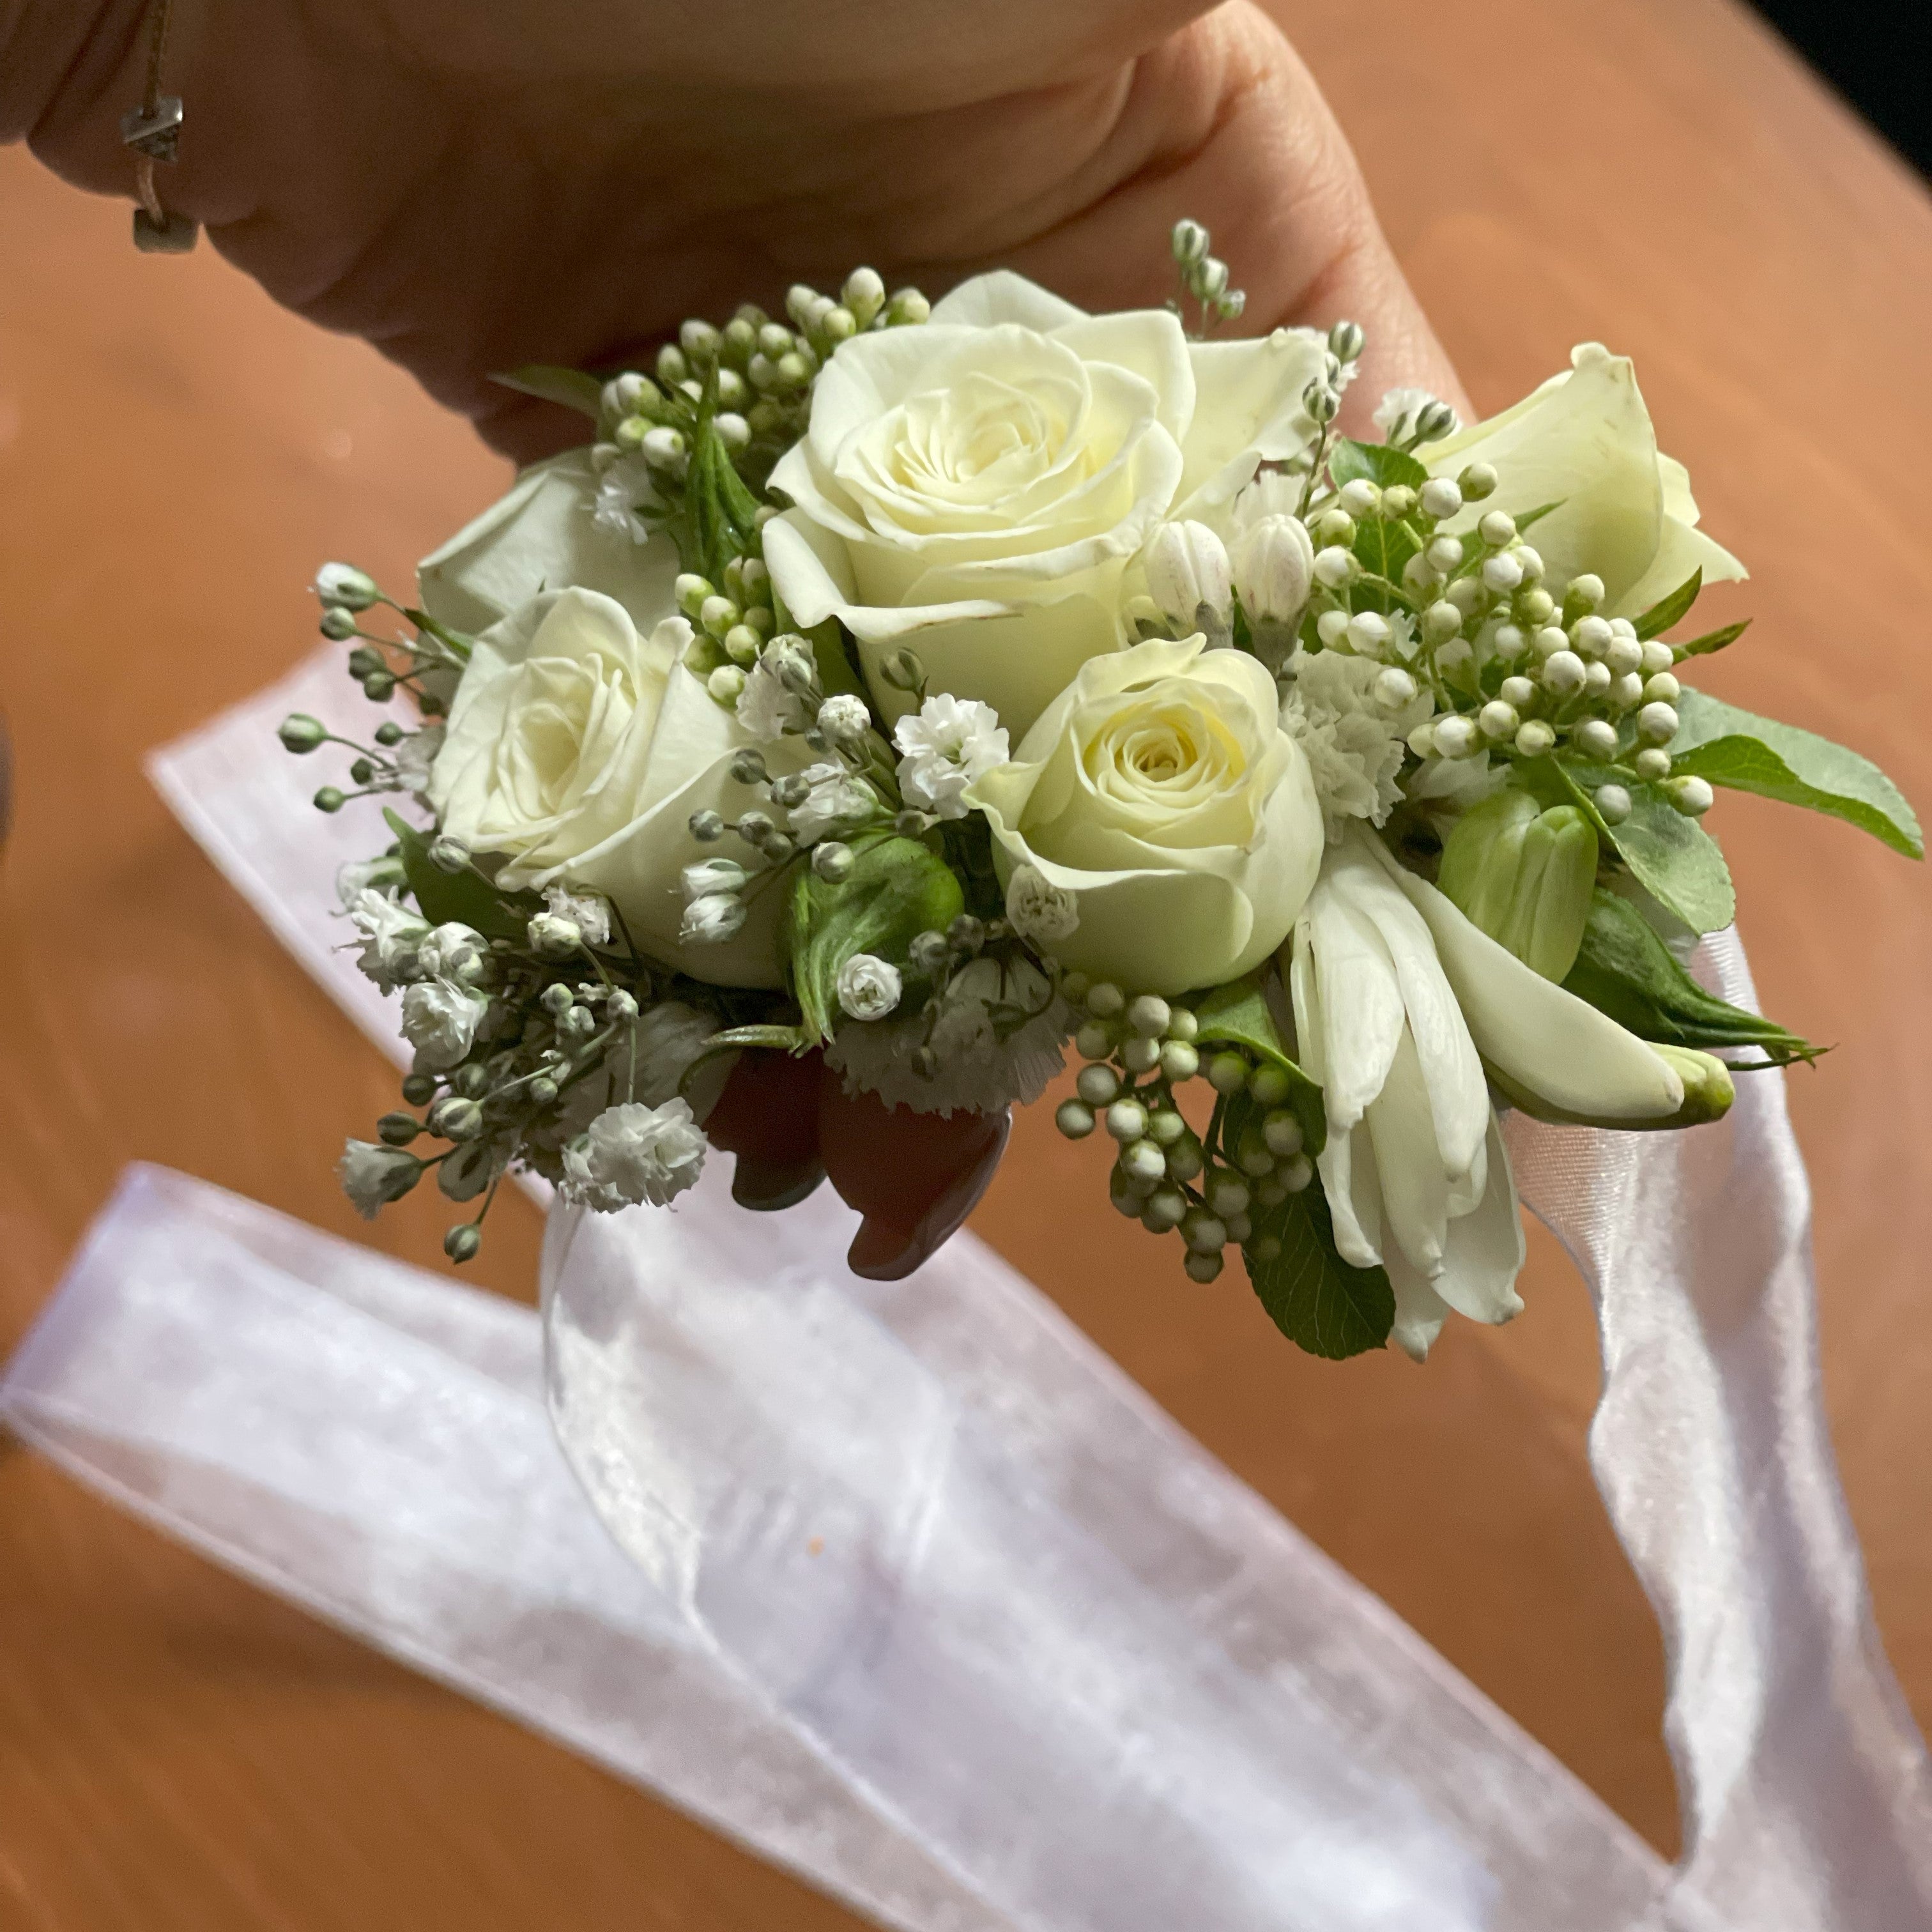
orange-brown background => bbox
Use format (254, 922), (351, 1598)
(3, 0), (1929, 1924)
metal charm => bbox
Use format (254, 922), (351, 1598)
(133, 205), (201, 254)
(119, 95), (184, 163)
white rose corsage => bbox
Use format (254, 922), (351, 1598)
(282, 218), (1919, 1358)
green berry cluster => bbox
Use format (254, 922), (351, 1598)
(1052, 974), (1314, 1284)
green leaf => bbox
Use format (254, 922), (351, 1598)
(1670, 689), (1922, 859)
(689, 418), (764, 584)
(781, 833), (965, 1043)
(804, 617), (867, 703)
(1243, 1183), (1393, 1360)
(1513, 500), (1563, 535)
(675, 1023), (811, 1101)
(1562, 889), (1819, 1064)
(489, 365), (604, 419)
(1602, 783), (1736, 933)
(383, 809), (542, 942)
(1632, 568), (1702, 641)
(1352, 516), (1420, 601)
(1190, 972), (1325, 1155)
(1328, 438), (1429, 491)
(1518, 759), (1736, 934)
(1675, 618), (1751, 659)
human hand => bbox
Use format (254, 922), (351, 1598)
(4, 0), (1468, 461)
(4, 0), (1467, 1276)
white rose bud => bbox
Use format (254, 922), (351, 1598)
(835, 953), (904, 1022)
(1144, 520), (1233, 645)
(526, 912), (583, 957)
(816, 693), (873, 744)
(314, 562), (381, 611)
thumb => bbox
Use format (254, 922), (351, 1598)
(986, 0), (1471, 427)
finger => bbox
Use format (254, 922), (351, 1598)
(979, 1), (1470, 423)
(702, 1048), (829, 1210)
(818, 1084), (1012, 1280)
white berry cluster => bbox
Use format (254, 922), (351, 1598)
(1299, 475), (1711, 824)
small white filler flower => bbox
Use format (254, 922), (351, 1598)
(400, 977), (490, 1069)
(337, 1140), (421, 1220)
(560, 1099), (707, 1211)
(836, 953), (903, 1021)
(893, 694), (1008, 819)
(1004, 862), (1079, 946)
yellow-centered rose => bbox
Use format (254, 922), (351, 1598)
(763, 272), (1329, 739)
(428, 586), (803, 986)
(970, 636), (1323, 995)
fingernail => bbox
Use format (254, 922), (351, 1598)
(732, 1156), (826, 1213)
(845, 1118), (1009, 1280)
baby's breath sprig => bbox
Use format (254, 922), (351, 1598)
(280, 562), (464, 814)
(1168, 219), (1247, 340)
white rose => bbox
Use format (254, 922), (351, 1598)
(763, 270), (1328, 739)
(400, 976), (489, 1070)
(970, 636), (1323, 995)
(1423, 344), (1745, 618)
(416, 449), (682, 639)
(427, 586), (804, 986)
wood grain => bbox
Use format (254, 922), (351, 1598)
(2, 0), (1928, 1922)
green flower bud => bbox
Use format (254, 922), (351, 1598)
(278, 712), (328, 754)
(444, 1223), (484, 1264)
(1438, 788), (1598, 983)
(1171, 218), (1211, 265)
(878, 647), (926, 692)
(1653, 1045), (1735, 1125)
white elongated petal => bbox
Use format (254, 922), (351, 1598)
(1295, 892), (1406, 1133)
(1328, 831), (1489, 1185)
(1386, 1259), (1453, 1364)
(1365, 1027), (1453, 1280)
(927, 271), (1089, 330)
(1317, 1121), (1385, 1275)
(1381, 1114), (1524, 1360)
(1363, 836), (1685, 1120)
(1429, 1114), (1528, 1328)
(417, 450), (680, 639)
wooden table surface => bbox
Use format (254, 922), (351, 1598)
(3, 0), (1929, 1924)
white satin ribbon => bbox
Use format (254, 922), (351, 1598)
(1508, 942), (1932, 1924)
(0, 648), (1918, 1929)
